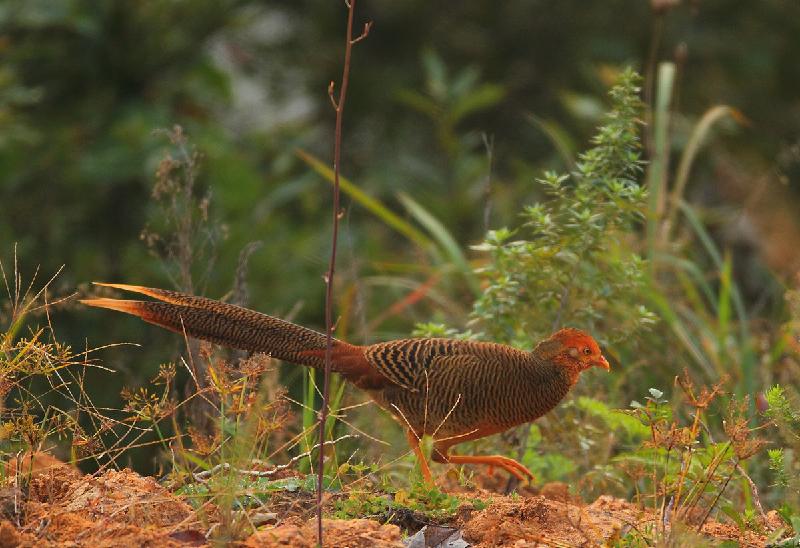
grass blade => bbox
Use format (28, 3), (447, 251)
(524, 112), (577, 172)
(665, 105), (744, 238)
(397, 192), (479, 295)
(296, 149), (435, 252)
(646, 62), (675, 260)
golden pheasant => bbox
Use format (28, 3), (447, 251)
(82, 283), (610, 483)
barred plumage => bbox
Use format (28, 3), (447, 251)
(82, 283), (610, 484)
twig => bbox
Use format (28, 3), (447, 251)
(317, 1), (371, 545)
(194, 434), (357, 481)
(696, 458), (739, 532)
(735, 461), (767, 520)
(699, 420), (766, 520)
(481, 133), (495, 231)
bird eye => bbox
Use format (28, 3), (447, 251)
(583, 347), (592, 356)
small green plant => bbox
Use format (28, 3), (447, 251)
(332, 481), (485, 524)
(150, 350), (297, 541)
(758, 289), (800, 537)
(611, 372), (767, 544)
(764, 384), (800, 532)
(0, 256), (114, 470)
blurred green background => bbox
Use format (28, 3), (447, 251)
(2, 0), (799, 491)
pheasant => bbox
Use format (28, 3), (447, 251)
(82, 283), (610, 483)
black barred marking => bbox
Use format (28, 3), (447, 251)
(115, 299), (345, 371)
(90, 284), (581, 447)
(363, 338), (573, 439)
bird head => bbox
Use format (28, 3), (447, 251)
(543, 328), (610, 373)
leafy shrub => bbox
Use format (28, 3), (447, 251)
(416, 68), (655, 348)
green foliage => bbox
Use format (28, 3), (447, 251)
(396, 49), (506, 157)
(411, 322), (475, 340)
(576, 396), (650, 441)
(760, 292), (800, 527)
(178, 474), (326, 510)
(764, 383), (800, 517)
(332, 482), (483, 522)
(610, 377), (769, 544)
(520, 424), (577, 481)
(456, 68), (653, 346)
(768, 448), (788, 488)
(766, 385), (800, 433)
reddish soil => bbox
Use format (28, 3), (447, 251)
(0, 453), (787, 547)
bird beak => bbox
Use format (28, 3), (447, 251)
(593, 355), (610, 371)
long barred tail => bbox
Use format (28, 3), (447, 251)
(81, 283), (346, 369)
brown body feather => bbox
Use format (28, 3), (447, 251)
(82, 283), (609, 483)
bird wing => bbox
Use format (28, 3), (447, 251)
(362, 338), (483, 392)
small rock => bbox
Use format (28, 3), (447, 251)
(404, 525), (469, 548)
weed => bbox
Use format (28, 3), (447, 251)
(609, 371), (767, 544)
(332, 481), (485, 526)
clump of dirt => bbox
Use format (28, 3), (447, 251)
(245, 517), (401, 547)
(461, 494), (622, 546)
(8, 458), (198, 547)
(460, 493), (777, 547)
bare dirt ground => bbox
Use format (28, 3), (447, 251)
(0, 453), (785, 547)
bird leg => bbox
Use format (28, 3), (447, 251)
(440, 453), (534, 482)
(405, 430), (433, 485)
(432, 435), (535, 483)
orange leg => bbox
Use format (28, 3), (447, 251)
(443, 453), (534, 482)
(405, 430), (433, 485)
(432, 429), (535, 484)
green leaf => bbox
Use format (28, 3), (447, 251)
(577, 397), (650, 439)
(395, 89), (440, 119)
(422, 49), (448, 100)
(525, 113), (577, 172)
(448, 83), (505, 125)
(721, 505), (746, 529)
(646, 62), (675, 260)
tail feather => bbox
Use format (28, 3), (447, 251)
(81, 285), (347, 370)
(92, 282), (232, 308)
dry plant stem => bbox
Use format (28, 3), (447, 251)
(658, 447), (672, 533)
(194, 434), (356, 481)
(734, 457), (766, 520)
(317, 1), (371, 544)
(696, 457), (739, 532)
(680, 440), (731, 517)
(671, 405), (703, 510)
(643, 11), (664, 157)
(699, 421), (766, 519)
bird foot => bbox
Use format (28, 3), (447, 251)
(445, 454), (535, 484)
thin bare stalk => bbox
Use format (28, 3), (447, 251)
(697, 457), (739, 532)
(195, 434), (357, 481)
(317, 2), (372, 545)
(643, 12), (664, 157)
(672, 406), (703, 510)
(680, 441), (731, 517)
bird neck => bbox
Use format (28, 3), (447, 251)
(530, 342), (582, 386)
(513, 353), (575, 422)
